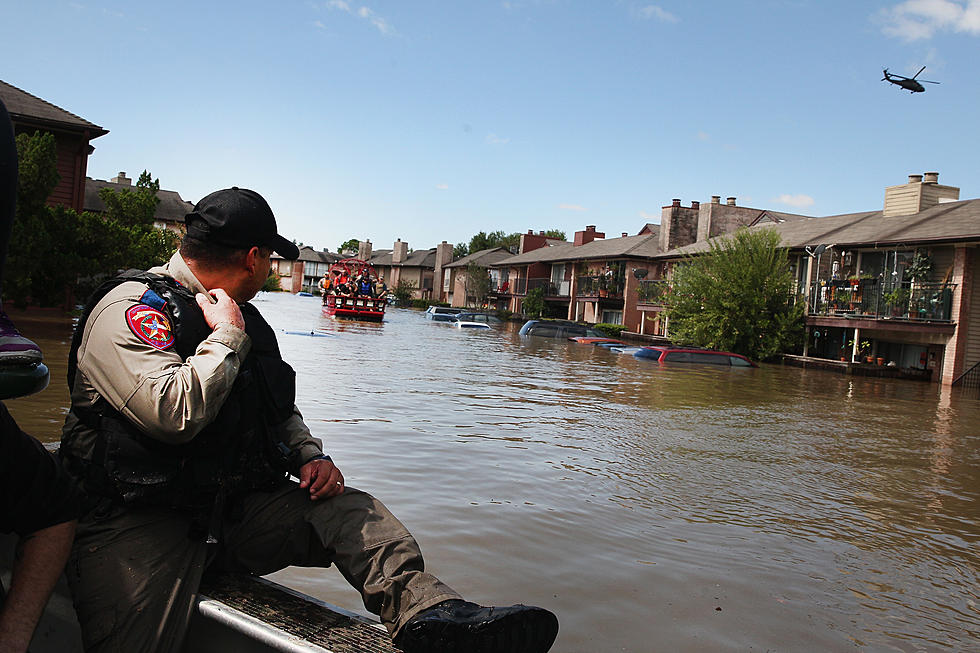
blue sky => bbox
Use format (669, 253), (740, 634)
(3, 1), (978, 253)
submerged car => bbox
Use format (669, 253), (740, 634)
(424, 306), (464, 322)
(633, 346), (755, 367)
(518, 320), (604, 339)
(452, 312), (504, 325)
(569, 337), (625, 346)
(453, 321), (492, 330)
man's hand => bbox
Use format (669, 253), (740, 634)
(196, 288), (245, 330)
(299, 458), (345, 501)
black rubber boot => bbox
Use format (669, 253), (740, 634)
(394, 599), (559, 653)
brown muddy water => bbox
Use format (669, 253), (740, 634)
(6, 293), (980, 652)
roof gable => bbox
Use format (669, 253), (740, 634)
(0, 80), (107, 136)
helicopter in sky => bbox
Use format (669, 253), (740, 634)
(882, 66), (940, 93)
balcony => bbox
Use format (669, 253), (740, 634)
(807, 280), (955, 322)
(636, 279), (669, 305)
(527, 277), (570, 297)
(576, 275), (624, 299)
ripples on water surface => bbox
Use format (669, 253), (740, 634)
(8, 294), (980, 652)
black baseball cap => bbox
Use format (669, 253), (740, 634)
(183, 187), (300, 260)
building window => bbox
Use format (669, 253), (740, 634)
(601, 310), (622, 325)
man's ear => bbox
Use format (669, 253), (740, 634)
(245, 246), (260, 274)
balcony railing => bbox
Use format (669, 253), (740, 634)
(526, 277), (570, 297)
(576, 275), (624, 298)
(637, 279), (669, 304)
(807, 280), (955, 322)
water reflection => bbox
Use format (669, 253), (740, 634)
(7, 294), (980, 652)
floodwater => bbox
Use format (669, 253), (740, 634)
(7, 293), (980, 652)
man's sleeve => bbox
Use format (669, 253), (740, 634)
(78, 290), (252, 444)
(0, 404), (82, 536)
(278, 407), (324, 475)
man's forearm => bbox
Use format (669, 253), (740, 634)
(0, 520), (76, 653)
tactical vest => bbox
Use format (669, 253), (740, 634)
(62, 271), (298, 510)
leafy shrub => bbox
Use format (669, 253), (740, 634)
(593, 323), (626, 337)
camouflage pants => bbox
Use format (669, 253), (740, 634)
(66, 483), (460, 652)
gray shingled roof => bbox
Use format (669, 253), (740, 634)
(444, 247), (513, 268)
(369, 248), (437, 268)
(85, 177), (193, 224)
(0, 80), (107, 136)
(293, 246), (340, 263)
(489, 232), (662, 267)
(488, 241), (575, 266)
(664, 199), (980, 258)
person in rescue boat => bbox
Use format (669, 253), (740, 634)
(58, 187), (558, 653)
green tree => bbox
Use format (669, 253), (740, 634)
(463, 228), (566, 258)
(6, 132), (91, 307)
(5, 132), (179, 307)
(468, 230), (506, 254)
(662, 228), (804, 361)
(338, 238), (360, 255)
(523, 287), (545, 318)
(464, 262), (491, 307)
(392, 278), (417, 305)
(262, 270), (282, 292)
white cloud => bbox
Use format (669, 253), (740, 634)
(325, 1), (394, 35)
(435, 183), (449, 190)
(696, 131), (710, 142)
(486, 133), (510, 145)
(773, 194), (815, 208)
(639, 211), (660, 222)
(559, 204), (588, 211)
(313, 20), (325, 28)
(358, 6), (394, 34)
(637, 5), (679, 23)
(878, 0), (980, 40)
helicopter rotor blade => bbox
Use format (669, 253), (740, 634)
(912, 65), (926, 80)
(921, 80), (940, 84)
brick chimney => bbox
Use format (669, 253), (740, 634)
(111, 172), (131, 185)
(696, 195), (758, 242)
(357, 239), (373, 261)
(883, 171), (960, 217)
(659, 201), (698, 252)
(574, 225), (605, 247)
(520, 230), (560, 253)
(433, 240), (454, 299)
(392, 239), (408, 264)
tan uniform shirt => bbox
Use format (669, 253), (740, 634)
(63, 252), (323, 470)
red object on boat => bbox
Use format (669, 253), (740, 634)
(322, 258), (387, 322)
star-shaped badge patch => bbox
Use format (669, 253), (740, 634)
(125, 304), (175, 350)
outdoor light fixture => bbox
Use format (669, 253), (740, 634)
(632, 268), (648, 279)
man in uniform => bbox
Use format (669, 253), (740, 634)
(59, 188), (558, 652)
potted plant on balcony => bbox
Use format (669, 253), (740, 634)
(859, 339), (872, 363)
(883, 288), (911, 317)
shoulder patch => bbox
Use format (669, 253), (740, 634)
(125, 304), (175, 350)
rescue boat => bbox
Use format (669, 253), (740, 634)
(321, 258), (387, 322)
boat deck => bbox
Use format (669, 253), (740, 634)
(194, 573), (396, 652)
(4, 528), (397, 653)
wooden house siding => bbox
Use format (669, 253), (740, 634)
(931, 246), (956, 283)
(966, 249), (980, 371)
